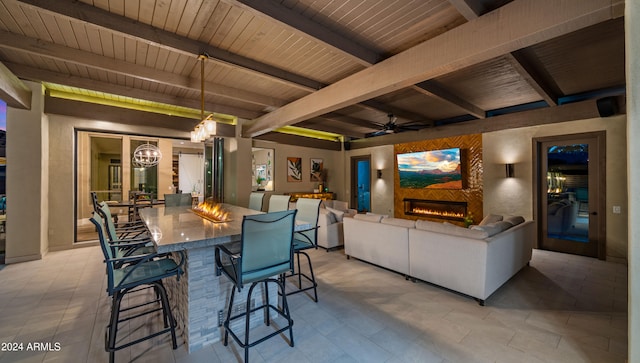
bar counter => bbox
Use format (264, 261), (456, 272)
(139, 204), (272, 352)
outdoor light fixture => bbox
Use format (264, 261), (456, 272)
(191, 54), (217, 142)
(377, 169), (382, 179)
(505, 163), (514, 178)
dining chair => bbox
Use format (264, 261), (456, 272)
(285, 198), (321, 302)
(267, 194), (291, 212)
(215, 210), (297, 363)
(89, 211), (184, 363)
(164, 193), (193, 207)
(248, 192), (265, 211)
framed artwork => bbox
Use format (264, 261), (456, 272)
(287, 157), (302, 182)
(310, 158), (323, 181)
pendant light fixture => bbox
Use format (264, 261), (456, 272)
(191, 54), (216, 142)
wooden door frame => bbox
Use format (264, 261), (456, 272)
(532, 131), (606, 260)
(350, 155), (371, 212)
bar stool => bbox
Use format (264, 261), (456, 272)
(215, 210), (297, 362)
(89, 212), (183, 363)
(285, 198), (321, 302)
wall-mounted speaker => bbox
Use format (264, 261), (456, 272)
(597, 96), (618, 117)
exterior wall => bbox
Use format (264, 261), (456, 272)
(483, 115), (627, 261)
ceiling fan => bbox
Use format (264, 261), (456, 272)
(366, 113), (426, 137)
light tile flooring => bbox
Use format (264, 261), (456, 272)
(0, 246), (628, 363)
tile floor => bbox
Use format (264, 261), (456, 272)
(0, 246), (628, 363)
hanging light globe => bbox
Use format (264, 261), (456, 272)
(132, 142), (162, 168)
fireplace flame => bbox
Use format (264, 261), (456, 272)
(192, 202), (231, 223)
(410, 207), (464, 219)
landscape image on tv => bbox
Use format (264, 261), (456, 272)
(397, 148), (462, 189)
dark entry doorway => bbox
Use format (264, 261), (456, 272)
(535, 132), (606, 259)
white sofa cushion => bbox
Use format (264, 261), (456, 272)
(354, 213), (384, 223)
(416, 219), (489, 239)
(479, 214), (503, 225)
(326, 207), (345, 222)
(381, 217), (416, 229)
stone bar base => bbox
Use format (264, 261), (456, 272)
(165, 247), (278, 352)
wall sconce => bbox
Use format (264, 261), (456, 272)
(377, 169), (382, 179)
(505, 163), (514, 178)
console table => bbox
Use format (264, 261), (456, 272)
(286, 191), (335, 202)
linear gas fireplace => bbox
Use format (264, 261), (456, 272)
(403, 199), (467, 221)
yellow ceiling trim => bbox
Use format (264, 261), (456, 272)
(274, 125), (341, 142)
(43, 83), (340, 142)
(44, 83), (237, 124)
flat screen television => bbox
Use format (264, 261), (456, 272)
(396, 147), (462, 189)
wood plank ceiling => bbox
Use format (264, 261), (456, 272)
(0, 0), (627, 147)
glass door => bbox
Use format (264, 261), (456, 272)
(537, 133), (605, 259)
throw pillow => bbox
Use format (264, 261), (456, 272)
(326, 207), (345, 223)
(479, 214), (503, 226)
(503, 215), (525, 226)
(472, 220), (515, 236)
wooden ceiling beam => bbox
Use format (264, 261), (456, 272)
(357, 100), (433, 125)
(243, 0), (622, 137)
(349, 98), (602, 149)
(449, 0), (560, 106)
(296, 119), (367, 139)
(232, 0), (468, 125)
(6, 62), (262, 120)
(507, 50), (563, 106)
(0, 61), (31, 109)
(45, 96), (198, 132)
(255, 132), (341, 151)
(322, 112), (385, 130)
(447, 0), (485, 20)
(415, 80), (485, 119)
(0, 31), (285, 109)
(15, 0), (322, 92)
(226, 0), (380, 66)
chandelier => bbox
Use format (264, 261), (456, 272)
(191, 54), (217, 142)
(132, 142), (162, 168)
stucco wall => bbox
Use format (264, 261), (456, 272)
(6, 81), (49, 263)
(251, 139), (345, 210)
(483, 115), (627, 261)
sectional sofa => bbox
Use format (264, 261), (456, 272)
(343, 214), (535, 305)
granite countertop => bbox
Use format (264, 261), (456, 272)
(139, 204), (262, 253)
(139, 204), (313, 253)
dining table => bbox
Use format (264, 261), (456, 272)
(138, 204), (313, 353)
(106, 198), (165, 223)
